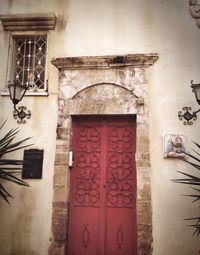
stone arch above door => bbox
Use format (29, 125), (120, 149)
(58, 82), (144, 127)
(72, 82), (139, 99)
(50, 54), (158, 255)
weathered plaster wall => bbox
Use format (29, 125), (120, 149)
(0, 0), (200, 255)
(149, 2), (200, 255)
(0, 1), (68, 255)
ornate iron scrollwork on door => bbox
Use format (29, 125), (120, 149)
(106, 179), (134, 207)
(82, 224), (90, 248)
(76, 152), (100, 177)
(106, 127), (134, 207)
(75, 127), (101, 206)
(75, 178), (100, 206)
(108, 127), (133, 151)
(78, 127), (101, 152)
(108, 153), (133, 179)
(116, 225), (124, 249)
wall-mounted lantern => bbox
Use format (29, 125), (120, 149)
(7, 81), (31, 124)
(178, 80), (200, 125)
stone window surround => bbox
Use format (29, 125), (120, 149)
(50, 54), (158, 255)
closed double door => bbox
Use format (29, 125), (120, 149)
(68, 116), (137, 255)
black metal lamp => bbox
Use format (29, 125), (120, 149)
(178, 80), (200, 125)
(191, 80), (200, 105)
(7, 81), (31, 124)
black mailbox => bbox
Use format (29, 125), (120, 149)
(22, 149), (44, 179)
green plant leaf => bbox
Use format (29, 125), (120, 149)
(0, 183), (13, 204)
(0, 170), (29, 186)
(182, 194), (200, 202)
(184, 152), (200, 165)
(0, 120), (7, 130)
(0, 121), (32, 203)
(0, 159), (23, 165)
(174, 141), (200, 237)
(192, 141), (200, 149)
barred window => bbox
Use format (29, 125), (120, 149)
(8, 34), (48, 92)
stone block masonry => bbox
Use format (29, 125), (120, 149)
(50, 54), (158, 255)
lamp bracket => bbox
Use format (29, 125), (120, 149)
(13, 105), (31, 124)
(190, 80), (200, 88)
(178, 106), (197, 125)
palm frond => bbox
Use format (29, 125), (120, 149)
(0, 185), (12, 204)
(180, 160), (200, 171)
(185, 217), (200, 237)
(0, 138), (32, 155)
(0, 121), (32, 203)
(192, 141), (200, 150)
(0, 170), (29, 186)
(0, 127), (20, 149)
(191, 187), (200, 192)
(0, 120), (7, 130)
(0, 159), (23, 165)
(192, 149), (200, 157)
(175, 141), (200, 237)
(0, 168), (22, 172)
(172, 171), (200, 185)
(182, 194), (200, 203)
(184, 152), (200, 165)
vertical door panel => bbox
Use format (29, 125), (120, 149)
(68, 119), (101, 255)
(106, 208), (136, 255)
(68, 116), (136, 255)
(105, 119), (136, 255)
(70, 208), (100, 255)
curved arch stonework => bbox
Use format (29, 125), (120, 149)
(50, 54), (158, 255)
(72, 82), (139, 99)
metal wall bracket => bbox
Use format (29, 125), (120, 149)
(178, 106), (197, 125)
(13, 106), (31, 124)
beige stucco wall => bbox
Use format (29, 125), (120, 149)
(0, 0), (200, 254)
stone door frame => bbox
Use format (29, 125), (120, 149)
(49, 54), (158, 255)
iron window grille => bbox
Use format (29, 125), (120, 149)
(7, 34), (48, 92)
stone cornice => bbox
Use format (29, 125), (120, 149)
(0, 13), (56, 31)
(189, 0), (200, 28)
(51, 54), (159, 70)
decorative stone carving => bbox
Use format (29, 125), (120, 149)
(74, 83), (136, 100)
(189, 0), (200, 27)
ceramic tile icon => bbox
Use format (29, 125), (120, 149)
(163, 134), (186, 158)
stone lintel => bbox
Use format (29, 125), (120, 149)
(0, 13), (56, 31)
(51, 54), (159, 70)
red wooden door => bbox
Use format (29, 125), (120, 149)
(68, 116), (137, 255)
